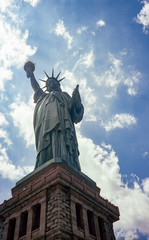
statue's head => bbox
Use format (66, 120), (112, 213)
(40, 69), (65, 93)
(46, 77), (61, 92)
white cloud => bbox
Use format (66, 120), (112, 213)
(0, 67), (13, 91)
(127, 88), (137, 96)
(62, 70), (78, 93)
(73, 49), (95, 71)
(79, 78), (97, 121)
(78, 132), (121, 199)
(0, 0), (23, 24)
(64, 51), (140, 123)
(0, 102), (34, 182)
(55, 20), (73, 49)
(77, 26), (88, 34)
(82, 50), (95, 68)
(120, 48), (127, 56)
(98, 53), (123, 98)
(0, 112), (12, 146)
(108, 52), (123, 76)
(0, 143), (33, 181)
(0, 4), (37, 91)
(124, 71), (141, 96)
(0, 129), (12, 146)
(0, 17), (36, 68)
(96, 19), (105, 27)
(77, 131), (149, 239)
(91, 31), (95, 36)
(0, 113), (8, 126)
(72, 51), (79, 57)
(142, 178), (149, 195)
(143, 151), (149, 157)
(99, 52), (141, 98)
(116, 229), (140, 240)
(101, 113), (137, 132)
(114, 181), (149, 238)
(135, 1), (149, 33)
(91, 72), (102, 86)
(24, 0), (41, 7)
(0, 0), (15, 12)
(9, 95), (34, 147)
(62, 51), (140, 125)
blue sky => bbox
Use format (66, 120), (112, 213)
(0, 0), (149, 239)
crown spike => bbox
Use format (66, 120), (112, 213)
(39, 79), (46, 83)
(52, 68), (54, 78)
(44, 71), (50, 79)
(56, 72), (61, 79)
(59, 77), (65, 82)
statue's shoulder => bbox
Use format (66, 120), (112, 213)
(34, 88), (46, 103)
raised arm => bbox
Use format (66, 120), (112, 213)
(24, 61), (40, 92)
(26, 68), (40, 92)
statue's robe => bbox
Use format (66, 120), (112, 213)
(33, 88), (84, 171)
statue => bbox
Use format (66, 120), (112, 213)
(24, 61), (84, 172)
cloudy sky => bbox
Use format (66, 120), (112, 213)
(0, 0), (149, 239)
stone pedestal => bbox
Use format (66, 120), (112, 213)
(0, 162), (119, 240)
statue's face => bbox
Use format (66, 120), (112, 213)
(46, 79), (60, 92)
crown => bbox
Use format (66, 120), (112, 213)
(39, 69), (65, 91)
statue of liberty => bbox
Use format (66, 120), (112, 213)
(24, 61), (84, 172)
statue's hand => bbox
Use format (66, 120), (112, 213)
(25, 67), (33, 78)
